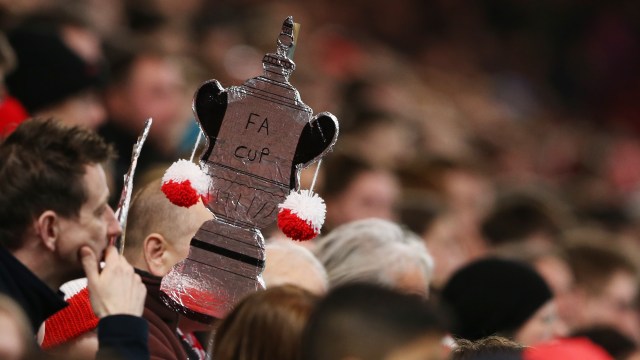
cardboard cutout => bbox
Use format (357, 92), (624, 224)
(160, 17), (338, 322)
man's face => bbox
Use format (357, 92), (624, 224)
(515, 300), (567, 346)
(56, 164), (121, 276)
(326, 170), (400, 228)
(124, 56), (188, 138)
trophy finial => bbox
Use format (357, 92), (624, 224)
(262, 16), (296, 80)
(276, 16), (295, 57)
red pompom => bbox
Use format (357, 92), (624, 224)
(161, 159), (210, 207)
(278, 208), (319, 241)
(277, 190), (325, 241)
(161, 180), (200, 207)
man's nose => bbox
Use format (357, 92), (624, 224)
(106, 206), (123, 237)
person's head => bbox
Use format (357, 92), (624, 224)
(0, 118), (119, 288)
(321, 154), (400, 230)
(0, 295), (33, 360)
(564, 241), (639, 339)
(398, 156), (493, 220)
(5, 10), (107, 129)
(442, 257), (564, 345)
(263, 240), (329, 295)
(302, 282), (448, 360)
(213, 285), (318, 360)
(104, 44), (187, 145)
(450, 336), (524, 360)
(39, 178), (212, 358)
(314, 218), (434, 297)
(398, 156), (494, 262)
(339, 110), (415, 169)
(123, 178), (213, 276)
(481, 190), (569, 248)
(493, 242), (575, 328)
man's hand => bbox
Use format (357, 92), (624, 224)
(80, 245), (146, 318)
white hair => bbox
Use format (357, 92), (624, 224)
(313, 218), (434, 292)
(263, 240), (329, 294)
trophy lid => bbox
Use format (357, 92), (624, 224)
(262, 16), (296, 80)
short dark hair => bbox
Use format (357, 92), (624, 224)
(565, 241), (638, 295)
(302, 282), (448, 360)
(451, 336), (525, 360)
(0, 118), (114, 249)
(481, 191), (565, 246)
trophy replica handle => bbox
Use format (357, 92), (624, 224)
(290, 112), (339, 187)
(193, 79), (228, 159)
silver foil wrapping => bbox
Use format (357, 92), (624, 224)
(160, 16), (339, 322)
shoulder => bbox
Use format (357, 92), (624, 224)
(144, 308), (187, 360)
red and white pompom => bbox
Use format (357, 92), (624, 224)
(277, 189), (326, 241)
(161, 159), (210, 207)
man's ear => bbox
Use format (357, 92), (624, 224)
(35, 210), (59, 251)
(143, 233), (169, 277)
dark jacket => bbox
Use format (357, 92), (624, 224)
(0, 246), (149, 360)
(138, 269), (201, 360)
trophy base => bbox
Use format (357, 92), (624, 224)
(159, 219), (266, 323)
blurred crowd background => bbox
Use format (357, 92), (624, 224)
(2, 0), (640, 354)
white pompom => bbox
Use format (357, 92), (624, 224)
(278, 189), (326, 233)
(162, 159), (209, 196)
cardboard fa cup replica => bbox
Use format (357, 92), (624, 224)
(160, 17), (339, 322)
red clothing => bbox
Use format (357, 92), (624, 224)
(523, 338), (613, 360)
(42, 270), (204, 359)
(0, 95), (29, 136)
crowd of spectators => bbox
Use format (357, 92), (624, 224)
(2, 0), (640, 359)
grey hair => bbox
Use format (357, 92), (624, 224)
(264, 240), (329, 293)
(313, 218), (434, 291)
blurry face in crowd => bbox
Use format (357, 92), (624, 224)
(109, 55), (187, 143)
(56, 164), (121, 279)
(384, 334), (446, 360)
(36, 90), (107, 130)
(422, 214), (468, 289)
(534, 255), (575, 326)
(443, 169), (493, 220)
(326, 170), (400, 229)
(352, 121), (414, 169)
(583, 270), (639, 340)
(515, 300), (567, 346)
(441, 169), (493, 258)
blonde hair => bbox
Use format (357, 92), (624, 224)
(123, 177), (209, 255)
